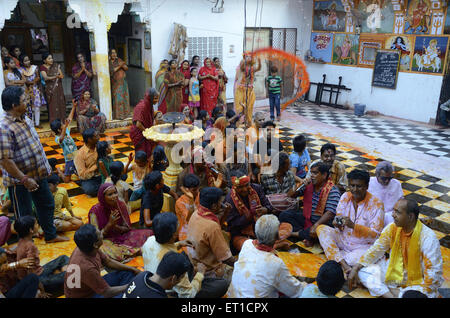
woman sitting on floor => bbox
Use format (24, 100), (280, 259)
(88, 183), (153, 263)
(76, 90), (107, 134)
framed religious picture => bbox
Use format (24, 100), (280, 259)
(357, 0), (395, 34)
(385, 35), (414, 71)
(30, 28), (49, 54)
(310, 32), (334, 63)
(312, 0), (347, 32)
(358, 35), (385, 67)
(45, 1), (65, 22)
(48, 23), (63, 53)
(89, 33), (95, 52)
(332, 34), (360, 65)
(445, 5), (450, 35)
(404, 0), (432, 34)
(412, 36), (448, 74)
(144, 31), (151, 49)
(128, 38), (142, 68)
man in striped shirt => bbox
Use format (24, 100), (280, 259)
(0, 86), (68, 243)
(279, 161), (341, 246)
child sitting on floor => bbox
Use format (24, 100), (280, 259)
(15, 216), (70, 297)
(50, 104), (78, 183)
(126, 151), (151, 203)
(97, 141), (113, 184)
(289, 134), (311, 182)
(105, 161), (133, 205)
(151, 145), (169, 172)
(47, 174), (83, 233)
(140, 171), (178, 228)
(300, 260), (345, 298)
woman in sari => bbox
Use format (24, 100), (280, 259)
(71, 52), (93, 101)
(199, 58), (219, 116)
(89, 183), (153, 263)
(109, 49), (130, 120)
(20, 55), (46, 128)
(155, 59), (169, 114)
(164, 60), (184, 113)
(213, 57), (228, 110)
(76, 90), (107, 134)
(4, 56), (31, 120)
(234, 52), (261, 127)
(130, 88), (159, 157)
(179, 60), (191, 106)
(40, 52), (66, 123)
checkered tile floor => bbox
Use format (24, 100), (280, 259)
(287, 102), (450, 160)
(32, 126), (450, 298)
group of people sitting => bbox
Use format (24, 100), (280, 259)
(0, 82), (444, 299)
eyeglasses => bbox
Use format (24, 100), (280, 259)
(349, 184), (366, 189)
(379, 176), (393, 182)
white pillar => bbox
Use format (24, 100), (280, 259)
(0, 0), (20, 117)
(91, 22), (113, 120)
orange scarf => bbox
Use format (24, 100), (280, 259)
(303, 178), (334, 229)
(197, 204), (220, 225)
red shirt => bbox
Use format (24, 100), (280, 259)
(64, 247), (109, 298)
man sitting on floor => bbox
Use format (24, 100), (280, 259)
(310, 143), (347, 194)
(122, 252), (190, 298)
(64, 224), (140, 298)
(368, 161), (403, 227)
(279, 161), (341, 246)
(348, 199), (443, 298)
(316, 169), (384, 276)
(142, 212), (229, 298)
(187, 187), (235, 282)
(227, 215), (305, 298)
(73, 128), (102, 197)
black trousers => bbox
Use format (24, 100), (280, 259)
(5, 273), (40, 298)
(39, 255), (70, 296)
(279, 209), (332, 241)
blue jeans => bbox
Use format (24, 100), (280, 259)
(5, 273), (40, 298)
(92, 270), (136, 298)
(81, 175), (102, 197)
(129, 186), (145, 202)
(269, 93), (281, 120)
(8, 178), (57, 241)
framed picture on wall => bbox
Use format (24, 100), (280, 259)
(30, 29), (49, 54)
(128, 38), (142, 68)
(144, 31), (151, 49)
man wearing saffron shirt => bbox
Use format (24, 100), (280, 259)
(186, 187), (235, 282)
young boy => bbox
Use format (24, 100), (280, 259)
(14, 216), (69, 297)
(289, 134), (311, 181)
(140, 171), (178, 228)
(50, 104), (77, 183)
(47, 174), (83, 233)
(126, 151), (152, 203)
(266, 66), (283, 122)
(300, 260), (345, 298)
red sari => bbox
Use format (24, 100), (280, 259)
(179, 66), (191, 106)
(199, 59), (219, 116)
(130, 91), (156, 157)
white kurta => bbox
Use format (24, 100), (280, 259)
(226, 239), (305, 298)
(368, 177), (403, 227)
(358, 222), (443, 298)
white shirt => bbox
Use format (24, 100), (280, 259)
(368, 176), (403, 214)
(226, 239), (305, 298)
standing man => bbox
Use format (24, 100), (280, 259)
(0, 86), (68, 243)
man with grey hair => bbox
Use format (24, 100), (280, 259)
(226, 215), (305, 298)
(368, 161), (403, 227)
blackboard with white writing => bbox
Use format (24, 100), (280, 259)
(372, 49), (400, 89)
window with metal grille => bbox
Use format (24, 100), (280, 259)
(187, 37), (223, 64)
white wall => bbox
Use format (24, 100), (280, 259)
(301, 0), (443, 123)
(149, 0), (310, 102)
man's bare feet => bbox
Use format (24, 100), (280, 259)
(46, 235), (70, 243)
